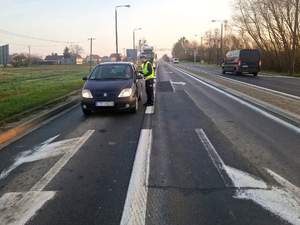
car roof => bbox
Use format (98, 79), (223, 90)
(96, 62), (134, 66)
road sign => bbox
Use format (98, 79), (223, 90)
(0, 44), (9, 66)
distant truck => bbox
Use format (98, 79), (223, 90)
(222, 49), (261, 76)
(141, 46), (157, 69)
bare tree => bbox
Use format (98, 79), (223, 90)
(69, 44), (84, 58)
(231, 0), (300, 72)
(138, 39), (148, 54)
(203, 28), (220, 64)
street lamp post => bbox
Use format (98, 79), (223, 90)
(115, 5), (130, 62)
(212, 20), (223, 67)
(290, 0), (299, 75)
(195, 34), (203, 63)
(133, 28), (141, 63)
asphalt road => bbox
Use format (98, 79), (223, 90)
(178, 63), (300, 98)
(0, 61), (299, 225)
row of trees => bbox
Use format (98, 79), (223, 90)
(10, 53), (42, 67)
(172, 0), (300, 73)
(9, 44), (84, 67)
(63, 44), (84, 59)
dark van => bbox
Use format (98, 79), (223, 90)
(222, 49), (261, 76)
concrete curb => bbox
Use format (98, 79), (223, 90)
(0, 97), (80, 145)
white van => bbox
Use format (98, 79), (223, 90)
(173, 58), (179, 64)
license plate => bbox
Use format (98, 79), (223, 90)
(95, 101), (114, 107)
(242, 65), (248, 68)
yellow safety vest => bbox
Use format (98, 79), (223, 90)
(142, 61), (154, 79)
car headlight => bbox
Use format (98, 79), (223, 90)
(118, 88), (132, 97)
(82, 89), (93, 98)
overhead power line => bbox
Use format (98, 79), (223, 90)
(92, 43), (112, 52)
(0, 28), (87, 43)
(0, 39), (88, 47)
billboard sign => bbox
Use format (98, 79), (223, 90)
(126, 49), (137, 59)
(0, 44), (9, 66)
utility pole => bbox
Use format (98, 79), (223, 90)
(28, 45), (30, 56)
(212, 20), (224, 67)
(88, 38), (95, 73)
(201, 37), (203, 63)
(290, 0), (299, 75)
(123, 48), (126, 60)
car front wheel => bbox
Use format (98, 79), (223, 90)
(130, 97), (138, 113)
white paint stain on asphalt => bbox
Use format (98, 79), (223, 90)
(0, 135), (80, 179)
(1, 135), (59, 179)
(0, 130), (94, 225)
(196, 128), (300, 225)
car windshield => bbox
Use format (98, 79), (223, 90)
(89, 65), (133, 80)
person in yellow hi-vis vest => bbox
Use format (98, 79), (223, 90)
(140, 55), (154, 106)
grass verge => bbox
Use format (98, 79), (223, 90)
(0, 64), (90, 122)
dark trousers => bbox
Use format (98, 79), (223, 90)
(145, 78), (154, 104)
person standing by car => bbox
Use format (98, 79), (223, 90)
(140, 55), (154, 106)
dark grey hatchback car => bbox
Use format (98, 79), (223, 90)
(81, 62), (143, 115)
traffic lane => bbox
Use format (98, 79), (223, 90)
(179, 63), (300, 97)
(0, 98), (146, 224)
(165, 63), (300, 187)
(29, 112), (144, 225)
(0, 105), (90, 195)
(146, 76), (282, 224)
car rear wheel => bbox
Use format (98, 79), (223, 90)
(130, 97), (138, 113)
(222, 68), (226, 74)
(253, 72), (258, 76)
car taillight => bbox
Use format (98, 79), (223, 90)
(259, 60), (261, 67)
(238, 60), (241, 67)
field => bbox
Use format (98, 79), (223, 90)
(0, 64), (91, 123)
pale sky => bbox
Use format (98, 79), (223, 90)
(0, 0), (232, 59)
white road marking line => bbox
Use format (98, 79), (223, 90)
(195, 128), (229, 187)
(171, 64), (300, 101)
(145, 106), (154, 114)
(31, 130), (94, 192)
(171, 66), (300, 135)
(120, 129), (152, 225)
(196, 128), (300, 225)
(169, 80), (175, 92)
(0, 191), (56, 225)
(171, 81), (186, 85)
(0, 130), (94, 225)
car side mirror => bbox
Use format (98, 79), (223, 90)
(136, 75), (143, 79)
(82, 76), (87, 80)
